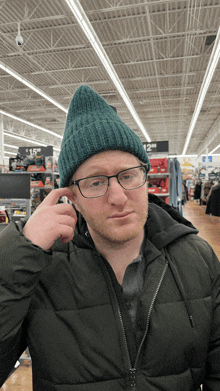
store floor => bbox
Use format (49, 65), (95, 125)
(183, 200), (220, 259)
(1, 200), (220, 391)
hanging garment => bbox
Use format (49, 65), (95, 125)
(206, 184), (220, 216)
(168, 158), (177, 208)
(194, 183), (201, 200)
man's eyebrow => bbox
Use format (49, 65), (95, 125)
(72, 168), (107, 182)
(76, 170), (107, 179)
(85, 169), (107, 176)
(82, 165), (137, 178)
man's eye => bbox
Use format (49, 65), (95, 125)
(122, 172), (137, 181)
(122, 174), (133, 180)
(90, 180), (102, 187)
(88, 178), (106, 188)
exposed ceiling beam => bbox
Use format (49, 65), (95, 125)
(85, 1), (218, 14)
(182, 25), (220, 155)
(0, 61), (68, 113)
(65, 0), (151, 142)
(4, 31), (217, 57)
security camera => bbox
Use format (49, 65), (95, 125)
(15, 22), (23, 46)
(15, 34), (23, 46)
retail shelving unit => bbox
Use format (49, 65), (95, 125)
(30, 169), (60, 212)
(148, 158), (169, 204)
(0, 198), (31, 220)
(0, 173), (31, 231)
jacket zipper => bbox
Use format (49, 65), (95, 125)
(107, 259), (168, 390)
(134, 260), (168, 369)
(105, 271), (132, 369)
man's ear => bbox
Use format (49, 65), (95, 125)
(67, 190), (81, 213)
(67, 191), (76, 204)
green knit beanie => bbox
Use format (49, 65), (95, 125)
(58, 85), (150, 188)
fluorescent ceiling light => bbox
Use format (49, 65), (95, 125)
(0, 110), (63, 139)
(4, 150), (17, 155)
(65, 0), (151, 142)
(0, 62), (68, 114)
(3, 131), (48, 146)
(209, 144), (220, 154)
(3, 132), (61, 152)
(169, 155), (198, 158)
(3, 143), (19, 149)
(182, 26), (220, 155)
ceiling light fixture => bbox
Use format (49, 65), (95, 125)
(169, 155), (198, 158)
(4, 151), (17, 156)
(182, 26), (220, 155)
(3, 131), (61, 153)
(209, 144), (220, 154)
(0, 62), (68, 114)
(3, 131), (48, 146)
(65, 0), (151, 142)
(3, 143), (19, 149)
(0, 109), (63, 139)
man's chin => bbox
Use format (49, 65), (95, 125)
(99, 226), (143, 246)
(86, 211), (148, 247)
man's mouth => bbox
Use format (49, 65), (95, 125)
(109, 211), (133, 219)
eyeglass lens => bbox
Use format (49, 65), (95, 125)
(79, 166), (147, 198)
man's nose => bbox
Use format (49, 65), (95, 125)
(106, 177), (128, 204)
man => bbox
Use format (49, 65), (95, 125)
(0, 85), (220, 391)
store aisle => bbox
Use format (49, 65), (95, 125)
(1, 200), (220, 390)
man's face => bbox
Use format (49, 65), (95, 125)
(70, 150), (148, 247)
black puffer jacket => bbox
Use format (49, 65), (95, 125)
(0, 195), (220, 390)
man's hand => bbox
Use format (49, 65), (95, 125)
(23, 188), (77, 250)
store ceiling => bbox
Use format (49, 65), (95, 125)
(0, 0), (220, 160)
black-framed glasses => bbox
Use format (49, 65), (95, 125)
(70, 164), (149, 198)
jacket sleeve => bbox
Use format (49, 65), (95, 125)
(0, 221), (52, 385)
(202, 242), (220, 390)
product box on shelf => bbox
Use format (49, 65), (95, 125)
(31, 180), (45, 188)
(28, 165), (46, 172)
(148, 187), (159, 194)
(148, 177), (169, 194)
(148, 167), (158, 174)
(0, 207), (8, 224)
(149, 158), (167, 174)
(45, 157), (53, 171)
(148, 187), (169, 194)
(31, 173), (53, 188)
(160, 187), (168, 194)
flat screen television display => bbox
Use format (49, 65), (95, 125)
(0, 173), (31, 199)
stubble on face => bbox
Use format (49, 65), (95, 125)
(76, 185), (148, 248)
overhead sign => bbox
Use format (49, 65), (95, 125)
(143, 141), (169, 153)
(202, 156), (212, 163)
(18, 146), (53, 157)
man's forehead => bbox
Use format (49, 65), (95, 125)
(73, 150), (139, 178)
